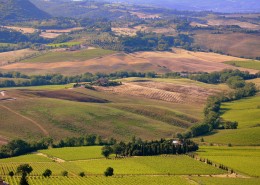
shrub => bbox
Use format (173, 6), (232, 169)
(61, 171), (68, 177)
(104, 167), (114, 177)
(42, 169), (52, 178)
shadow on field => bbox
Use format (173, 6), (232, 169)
(22, 89), (109, 103)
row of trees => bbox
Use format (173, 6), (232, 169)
(178, 72), (258, 138)
(189, 69), (259, 84)
(101, 138), (198, 158)
(0, 71), (157, 88)
(0, 135), (120, 159)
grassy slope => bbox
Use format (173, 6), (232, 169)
(196, 146), (260, 177)
(39, 146), (104, 161)
(225, 60), (260, 70)
(0, 82), (204, 141)
(194, 94), (260, 146)
(22, 48), (115, 63)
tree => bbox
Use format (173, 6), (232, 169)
(17, 164), (33, 185)
(9, 171), (14, 177)
(79, 172), (85, 177)
(101, 146), (112, 159)
(42, 169), (52, 178)
(104, 167), (114, 177)
(226, 76), (245, 89)
(61, 171), (68, 177)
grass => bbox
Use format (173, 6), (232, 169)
(39, 146), (104, 161)
(194, 94), (260, 146)
(225, 60), (260, 70)
(22, 48), (115, 63)
(2, 176), (192, 185)
(0, 43), (17, 47)
(196, 146), (260, 177)
(0, 154), (52, 163)
(0, 82), (204, 141)
(70, 156), (224, 175)
(192, 177), (260, 185)
(47, 42), (81, 48)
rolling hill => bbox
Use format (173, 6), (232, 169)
(0, 0), (50, 22)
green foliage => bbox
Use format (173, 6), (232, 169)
(8, 171), (14, 177)
(104, 167), (114, 177)
(226, 76), (245, 89)
(42, 169), (52, 178)
(101, 146), (113, 159)
(79, 172), (85, 177)
(61, 171), (68, 177)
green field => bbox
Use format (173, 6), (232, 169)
(225, 60), (260, 70)
(1, 176), (192, 185)
(39, 146), (104, 161)
(0, 154), (52, 163)
(47, 42), (81, 48)
(22, 48), (115, 63)
(0, 43), (17, 47)
(194, 94), (260, 146)
(192, 177), (260, 185)
(0, 80), (205, 142)
(196, 146), (260, 177)
(69, 156), (224, 175)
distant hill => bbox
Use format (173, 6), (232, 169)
(0, 0), (50, 22)
(105, 0), (260, 13)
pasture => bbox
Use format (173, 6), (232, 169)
(0, 77), (226, 142)
(194, 31), (260, 59)
(39, 146), (104, 161)
(1, 49), (256, 75)
(47, 42), (81, 48)
(21, 48), (115, 63)
(225, 60), (260, 70)
(196, 146), (260, 177)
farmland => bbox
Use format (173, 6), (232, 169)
(225, 60), (260, 70)
(0, 77), (231, 143)
(39, 146), (104, 161)
(196, 146), (260, 177)
(194, 31), (260, 59)
(194, 94), (260, 146)
(0, 49), (257, 75)
(0, 145), (226, 185)
(22, 48), (115, 63)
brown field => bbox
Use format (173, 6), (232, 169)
(96, 79), (223, 104)
(130, 11), (160, 19)
(0, 49), (38, 65)
(207, 19), (260, 30)
(194, 31), (260, 59)
(40, 32), (61, 38)
(0, 49), (256, 75)
(4, 26), (36, 33)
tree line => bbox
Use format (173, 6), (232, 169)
(178, 73), (258, 139)
(101, 138), (198, 158)
(0, 135), (117, 159)
(0, 71), (157, 88)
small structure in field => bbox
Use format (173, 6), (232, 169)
(172, 140), (182, 146)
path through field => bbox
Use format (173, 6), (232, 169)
(0, 105), (49, 136)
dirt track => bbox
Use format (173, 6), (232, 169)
(0, 105), (49, 136)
